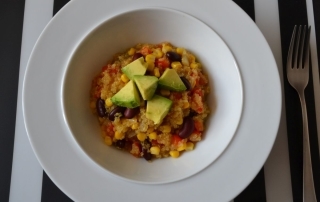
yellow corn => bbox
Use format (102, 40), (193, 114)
(148, 132), (158, 140)
(145, 54), (155, 63)
(131, 123), (138, 130)
(153, 48), (163, 58)
(137, 133), (147, 141)
(171, 61), (182, 70)
(190, 62), (201, 69)
(121, 74), (129, 83)
(183, 102), (190, 109)
(177, 142), (187, 151)
(160, 89), (170, 96)
(161, 125), (171, 133)
(114, 131), (125, 140)
(147, 127), (154, 133)
(186, 142), (194, 151)
(104, 136), (113, 146)
(127, 48), (136, 56)
(176, 117), (183, 125)
(150, 146), (160, 155)
(105, 98), (113, 107)
(162, 44), (172, 53)
(154, 68), (160, 78)
(176, 47), (185, 55)
(169, 150), (180, 158)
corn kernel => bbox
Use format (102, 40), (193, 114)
(148, 132), (158, 140)
(171, 61), (182, 70)
(150, 146), (160, 155)
(121, 74), (129, 83)
(160, 89), (170, 96)
(104, 136), (113, 146)
(154, 68), (160, 78)
(137, 133), (147, 141)
(115, 131), (125, 140)
(177, 142), (187, 151)
(186, 142), (194, 151)
(131, 123), (138, 130)
(176, 117), (183, 125)
(147, 127), (154, 133)
(190, 62), (201, 69)
(105, 98), (113, 107)
(176, 47), (185, 55)
(162, 44), (172, 53)
(147, 62), (155, 71)
(145, 54), (156, 63)
(161, 125), (171, 133)
(183, 102), (190, 109)
(153, 48), (163, 58)
(169, 150), (180, 158)
(127, 48), (136, 56)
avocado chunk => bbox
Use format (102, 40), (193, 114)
(111, 80), (140, 108)
(121, 57), (147, 80)
(133, 75), (158, 100)
(158, 69), (187, 91)
(146, 95), (172, 124)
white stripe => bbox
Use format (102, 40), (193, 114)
(254, 0), (293, 201)
(9, 0), (54, 201)
(306, 0), (320, 157)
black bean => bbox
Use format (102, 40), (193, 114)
(166, 51), (181, 62)
(124, 107), (140, 119)
(143, 150), (152, 161)
(108, 106), (126, 121)
(133, 53), (143, 61)
(180, 77), (192, 90)
(178, 116), (194, 138)
(96, 98), (107, 117)
(116, 139), (126, 148)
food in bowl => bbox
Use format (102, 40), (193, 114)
(90, 42), (210, 161)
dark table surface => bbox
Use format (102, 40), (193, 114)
(1, 0), (320, 201)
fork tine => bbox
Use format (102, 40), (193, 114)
(298, 25), (306, 69)
(293, 25), (302, 68)
(303, 26), (311, 70)
(287, 25), (297, 69)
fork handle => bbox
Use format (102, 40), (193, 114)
(299, 91), (317, 202)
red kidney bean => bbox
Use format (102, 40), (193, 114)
(96, 98), (107, 117)
(178, 116), (194, 138)
(124, 107), (140, 119)
(108, 106), (126, 121)
(166, 51), (181, 62)
(180, 77), (192, 90)
(143, 151), (152, 161)
(116, 139), (126, 148)
(133, 53), (143, 61)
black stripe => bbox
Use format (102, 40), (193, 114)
(0, 1), (25, 201)
(313, 0), (320, 85)
(231, 1), (267, 201)
(41, 1), (73, 202)
(278, 0), (320, 201)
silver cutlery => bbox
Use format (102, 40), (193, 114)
(287, 25), (317, 202)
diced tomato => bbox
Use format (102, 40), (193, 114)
(155, 58), (170, 70)
(130, 141), (142, 157)
(140, 46), (152, 55)
(192, 88), (203, 97)
(172, 92), (182, 100)
(194, 120), (204, 131)
(171, 135), (182, 146)
(104, 123), (114, 137)
(101, 65), (109, 72)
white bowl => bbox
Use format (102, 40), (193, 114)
(62, 7), (242, 184)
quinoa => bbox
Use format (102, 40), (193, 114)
(90, 42), (210, 161)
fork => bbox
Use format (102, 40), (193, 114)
(287, 25), (317, 202)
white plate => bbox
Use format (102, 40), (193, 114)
(23, 0), (281, 201)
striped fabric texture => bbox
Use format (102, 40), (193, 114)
(1, 0), (319, 201)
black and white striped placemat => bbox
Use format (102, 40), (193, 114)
(1, 0), (320, 201)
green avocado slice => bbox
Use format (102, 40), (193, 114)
(133, 75), (158, 100)
(111, 80), (140, 108)
(158, 69), (186, 91)
(146, 95), (172, 124)
(121, 57), (147, 80)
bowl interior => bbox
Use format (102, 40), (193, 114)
(63, 7), (243, 184)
